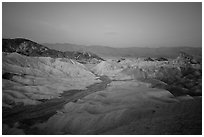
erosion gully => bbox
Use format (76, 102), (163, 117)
(2, 75), (111, 134)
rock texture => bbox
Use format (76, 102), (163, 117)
(92, 53), (202, 96)
(35, 81), (201, 135)
(2, 52), (100, 108)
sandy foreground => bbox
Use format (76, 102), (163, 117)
(35, 80), (202, 135)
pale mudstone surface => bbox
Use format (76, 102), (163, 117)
(2, 53), (100, 107)
(35, 81), (200, 135)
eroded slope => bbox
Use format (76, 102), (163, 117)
(35, 81), (201, 134)
(2, 52), (100, 108)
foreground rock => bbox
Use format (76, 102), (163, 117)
(2, 52), (100, 108)
(35, 81), (201, 134)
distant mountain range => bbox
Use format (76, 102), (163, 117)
(43, 43), (202, 59)
(2, 38), (201, 62)
(2, 38), (104, 64)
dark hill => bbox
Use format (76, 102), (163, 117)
(2, 38), (104, 64)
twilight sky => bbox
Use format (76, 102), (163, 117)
(2, 2), (202, 47)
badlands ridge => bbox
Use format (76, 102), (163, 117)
(2, 38), (202, 135)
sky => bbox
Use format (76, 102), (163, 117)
(2, 2), (202, 48)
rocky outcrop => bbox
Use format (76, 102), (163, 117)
(66, 51), (104, 64)
(142, 52), (202, 96)
(173, 52), (201, 66)
(155, 57), (168, 61)
(91, 60), (124, 77)
(93, 53), (202, 96)
(144, 57), (154, 61)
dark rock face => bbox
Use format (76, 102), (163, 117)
(155, 57), (168, 61)
(2, 72), (15, 80)
(144, 57), (154, 61)
(117, 58), (126, 63)
(3, 38), (104, 63)
(67, 51), (105, 64)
